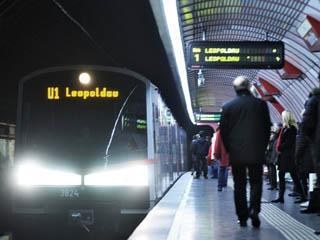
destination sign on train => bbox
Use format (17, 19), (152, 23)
(188, 41), (285, 69)
(47, 86), (119, 100)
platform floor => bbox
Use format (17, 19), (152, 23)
(130, 172), (320, 240)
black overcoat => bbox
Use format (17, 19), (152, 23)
(278, 126), (297, 172)
(296, 126), (314, 174)
(301, 91), (320, 170)
(220, 91), (271, 165)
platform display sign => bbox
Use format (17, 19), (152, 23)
(188, 41), (285, 69)
(195, 113), (221, 122)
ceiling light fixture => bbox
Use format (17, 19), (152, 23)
(197, 69), (205, 87)
(161, 0), (195, 124)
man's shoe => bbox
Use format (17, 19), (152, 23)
(271, 198), (284, 203)
(300, 209), (316, 214)
(194, 176), (200, 179)
(315, 231), (320, 235)
(237, 219), (247, 227)
(250, 213), (261, 228)
(294, 198), (308, 204)
(204, 176), (208, 179)
(217, 187), (222, 192)
(288, 192), (299, 197)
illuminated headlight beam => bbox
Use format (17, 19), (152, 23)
(84, 165), (149, 186)
(162, 0), (195, 124)
(16, 163), (81, 186)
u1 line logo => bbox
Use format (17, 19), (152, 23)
(47, 87), (60, 100)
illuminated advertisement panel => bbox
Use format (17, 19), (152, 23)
(188, 41), (285, 69)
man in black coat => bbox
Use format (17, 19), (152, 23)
(220, 76), (271, 228)
(300, 88), (320, 235)
(296, 121), (313, 197)
(194, 131), (210, 179)
(301, 88), (320, 179)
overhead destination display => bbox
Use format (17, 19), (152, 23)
(188, 41), (285, 69)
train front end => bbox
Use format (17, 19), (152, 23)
(12, 67), (151, 237)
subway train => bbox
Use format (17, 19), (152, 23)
(11, 65), (187, 238)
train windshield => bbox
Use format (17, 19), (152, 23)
(18, 71), (147, 172)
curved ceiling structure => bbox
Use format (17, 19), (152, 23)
(178, 0), (320, 123)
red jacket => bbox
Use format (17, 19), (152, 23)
(214, 130), (229, 167)
(207, 144), (213, 165)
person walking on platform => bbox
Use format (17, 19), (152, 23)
(194, 131), (210, 179)
(271, 111), (307, 204)
(220, 76), (271, 228)
(190, 134), (200, 175)
(207, 130), (219, 179)
(214, 126), (229, 191)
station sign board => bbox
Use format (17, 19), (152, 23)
(195, 113), (221, 122)
(188, 41), (285, 69)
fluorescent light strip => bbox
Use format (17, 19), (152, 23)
(162, 0), (195, 124)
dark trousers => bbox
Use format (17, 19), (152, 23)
(311, 144), (320, 187)
(300, 173), (309, 196)
(218, 166), (228, 188)
(267, 164), (277, 188)
(278, 170), (306, 199)
(232, 164), (263, 220)
(211, 160), (219, 178)
(195, 157), (208, 177)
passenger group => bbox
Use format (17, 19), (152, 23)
(190, 76), (320, 234)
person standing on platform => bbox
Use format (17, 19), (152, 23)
(271, 111), (306, 204)
(220, 76), (271, 228)
(296, 109), (313, 200)
(299, 88), (320, 235)
(265, 126), (280, 190)
(214, 126), (229, 191)
(194, 131), (210, 179)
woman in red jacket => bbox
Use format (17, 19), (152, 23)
(207, 132), (219, 179)
(214, 127), (230, 191)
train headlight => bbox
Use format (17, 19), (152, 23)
(16, 163), (81, 186)
(79, 72), (91, 85)
(84, 165), (149, 186)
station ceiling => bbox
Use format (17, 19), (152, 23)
(2, 0), (320, 128)
(175, 0), (320, 123)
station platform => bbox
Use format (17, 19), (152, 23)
(130, 172), (320, 240)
